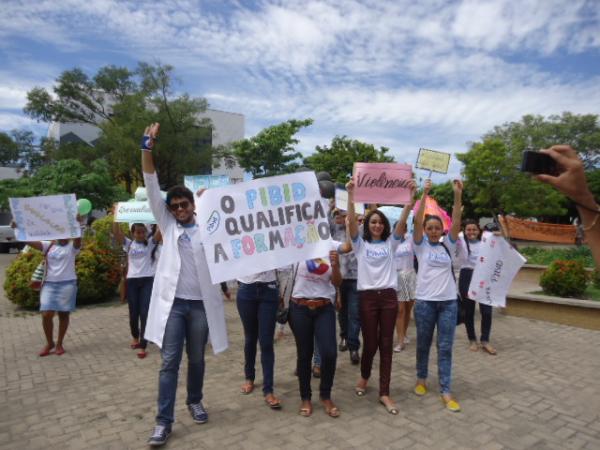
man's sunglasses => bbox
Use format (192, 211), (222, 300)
(168, 200), (191, 211)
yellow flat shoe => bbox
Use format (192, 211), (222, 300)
(442, 396), (461, 412)
(414, 384), (427, 396)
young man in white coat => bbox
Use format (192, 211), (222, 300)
(141, 123), (228, 447)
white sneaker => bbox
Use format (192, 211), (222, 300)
(403, 336), (411, 344)
(393, 344), (404, 353)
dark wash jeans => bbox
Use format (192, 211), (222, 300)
(459, 268), (492, 343)
(359, 288), (398, 396)
(338, 279), (361, 351)
(126, 276), (153, 349)
(236, 281), (279, 394)
(156, 299), (208, 426)
(289, 301), (337, 400)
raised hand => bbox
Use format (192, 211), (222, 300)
(142, 123), (160, 151)
(423, 179), (432, 195)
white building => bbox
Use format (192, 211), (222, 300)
(47, 108), (245, 183)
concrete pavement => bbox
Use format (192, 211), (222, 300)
(1, 253), (600, 449)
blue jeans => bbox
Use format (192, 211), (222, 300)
(339, 279), (361, 351)
(156, 299), (209, 426)
(414, 300), (457, 394)
(126, 276), (153, 349)
(236, 282), (279, 394)
(289, 301), (337, 400)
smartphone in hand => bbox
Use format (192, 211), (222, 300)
(520, 150), (559, 176)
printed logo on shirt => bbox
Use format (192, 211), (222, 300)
(366, 247), (389, 259)
(306, 258), (329, 275)
(129, 245), (149, 259)
(427, 250), (451, 266)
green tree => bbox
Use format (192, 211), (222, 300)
(303, 135), (394, 184)
(457, 138), (566, 218)
(0, 132), (19, 165)
(24, 62), (217, 191)
(0, 159), (127, 211)
(232, 119), (313, 178)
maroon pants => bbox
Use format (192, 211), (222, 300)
(359, 288), (398, 396)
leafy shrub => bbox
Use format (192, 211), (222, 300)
(4, 215), (124, 309)
(520, 246), (593, 268)
(540, 260), (589, 298)
(3, 248), (44, 309)
(592, 269), (600, 289)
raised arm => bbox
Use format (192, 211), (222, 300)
(112, 209), (126, 247)
(394, 179), (417, 238)
(449, 180), (463, 242)
(413, 179), (432, 243)
(345, 180), (359, 240)
(152, 225), (162, 244)
(140, 123), (171, 229)
(329, 250), (342, 288)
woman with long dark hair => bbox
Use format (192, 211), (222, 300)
(412, 179), (463, 412)
(113, 220), (161, 358)
(345, 179), (416, 415)
(457, 220), (496, 355)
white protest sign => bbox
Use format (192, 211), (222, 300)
(184, 175), (230, 191)
(467, 231), (526, 307)
(114, 201), (156, 224)
(335, 189), (365, 214)
(196, 172), (332, 283)
(9, 194), (81, 241)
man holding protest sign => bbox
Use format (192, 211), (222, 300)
(141, 123), (227, 447)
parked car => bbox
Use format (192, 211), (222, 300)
(0, 211), (23, 253)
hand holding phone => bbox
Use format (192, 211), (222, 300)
(520, 150), (559, 176)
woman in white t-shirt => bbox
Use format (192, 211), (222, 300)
(393, 199), (417, 353)
(113, 221), (161, 359)
(457, 220), (496, 355)
(345, 179), (417, 415)
(27, 237), (82, 357)
(412, 179), (463, 412)
(289, 241), (342, 418)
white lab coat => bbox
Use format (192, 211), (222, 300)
(143, 172), (228, 354)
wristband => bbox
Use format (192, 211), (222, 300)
(141, 135), (156, 151)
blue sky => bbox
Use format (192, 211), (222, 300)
(1, 0), (599, 181)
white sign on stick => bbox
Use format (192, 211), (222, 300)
(196, 172), (333, 283)
(334, 189), (365, 214)
(467, 231), (526, 307)
(9, 194), (81, 241)
(114, 201), (156, 224)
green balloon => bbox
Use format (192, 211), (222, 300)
(77, 198), (92, 215)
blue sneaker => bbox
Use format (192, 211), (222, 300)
(147, 424), (171, 447)
(188, 402), (208, 424)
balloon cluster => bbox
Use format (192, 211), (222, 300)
(317, 172), (335, 199)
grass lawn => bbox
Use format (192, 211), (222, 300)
(520, 246), (594, 268)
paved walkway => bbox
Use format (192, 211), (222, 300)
(1, 254), (600, 450)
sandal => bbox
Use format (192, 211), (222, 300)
(469, 341), (480, 352)
(481, 343), (497, 355)
(312, 365), (321, 378)
(137, 350), (147, 359)
(321, 400), (340, 418)
(130, 341), (141, 349)
(240, 381), (255, 395)
(379, 397), (399, 415)
(264, 394), (281, 409)
(299, 401), (312, 417)
(38, 343), (55, 357)
(55, 346), (65, 356)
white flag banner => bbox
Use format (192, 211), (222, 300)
(196, 172), (333, 283)
(9, 194), (81, 241)
(334, 188), (365, 214)
(467, 231), (526, 307)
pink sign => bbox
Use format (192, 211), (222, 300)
(353, 163), (413, 204)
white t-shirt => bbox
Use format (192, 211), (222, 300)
(456, 237), (481, 270)
(413, 236), (458, 301)
(292, 240), (341, 302)
(175, 225), (203, 300)
(394, 234), (415, 273)
(352, 235), (401, 291)
(238, 270), (277, 284)
(41, 241), (80, 282)
(124, 237), (157, 278)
